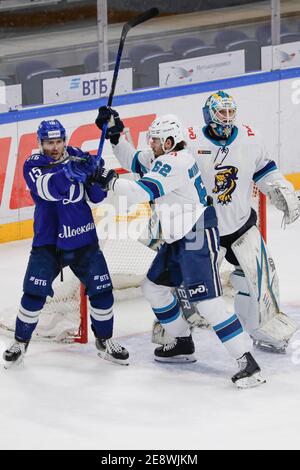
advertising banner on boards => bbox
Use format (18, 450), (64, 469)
(159, 51), (245, 87)
(43, 69), (133, 105)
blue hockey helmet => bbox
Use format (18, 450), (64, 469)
(37, 119), (66, 142)
(202, 91), (237, 139)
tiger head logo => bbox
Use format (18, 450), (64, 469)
(212, 164), (238, 205)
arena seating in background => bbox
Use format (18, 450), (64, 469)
(214, 29), (248, 52)
(171, 36), (205, 58)
(128, 44), (164, 88)
(16, 60), (64, 105)
(225, 39), (261, 72)
(128, 44), (163, 68)
(134, 51), (176, 89)
(13, 23), (300, 104)
(0, 75), (15, 85)
(84, 50), (132, 73)
(280, 32), (300, 44)
(255, 23), (289, 46)
(181, 45), (217, 60)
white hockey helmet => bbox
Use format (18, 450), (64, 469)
(148, 114), (184, 153)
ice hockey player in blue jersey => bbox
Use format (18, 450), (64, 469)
(93, 106), (266, 389)
(3, 119), (129, 367)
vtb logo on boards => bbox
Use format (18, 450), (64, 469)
(69, 77), (108, 96)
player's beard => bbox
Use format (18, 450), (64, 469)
(51, 149), (64, 160)
(153, 146), (164, 158)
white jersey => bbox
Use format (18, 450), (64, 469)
(186, 123), (283, 236)
(111, 137), (207, 243)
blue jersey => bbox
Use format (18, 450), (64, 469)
(24, 146), (106, 250)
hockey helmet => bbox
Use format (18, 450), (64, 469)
(148, 114), (184, 153)
(37, 119), (66, 142)
(203, 91), (237, 138)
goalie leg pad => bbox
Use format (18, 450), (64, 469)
(231, 225), (280, 320)
(251, 312), (299, 351)
(230, 268), (260, 332)
(232, 270), (298, 350)
(231, 226), (299, 348)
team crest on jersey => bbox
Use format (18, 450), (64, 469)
(242, 124), (255, 136)
(212, 164), (238, 205)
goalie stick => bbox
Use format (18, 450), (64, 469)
(96, 7), (159, 165)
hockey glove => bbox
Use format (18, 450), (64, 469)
(95, 106), (124, 145)
(267, 180), (300, 226)
(63, 153), (97, 184)
(90, 167), (119, 191)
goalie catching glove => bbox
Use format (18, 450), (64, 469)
(95, 106), (125, 145)
(90, 167), (119, 191)
(267, 180), (300, 226)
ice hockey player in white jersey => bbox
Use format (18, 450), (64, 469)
(186, 90), (299, 353)
(94, 106), (266, 388)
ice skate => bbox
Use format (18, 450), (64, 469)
(154, 335), (197, 363)
(96, 338), (129, 366)
(3, 340), (29, 369)
(232, 352), (266, 389)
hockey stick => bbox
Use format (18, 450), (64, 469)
(96, 7), (159, 165)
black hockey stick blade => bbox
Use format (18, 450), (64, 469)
(128, 8), (159, 28)
(121, 8), (159, 40)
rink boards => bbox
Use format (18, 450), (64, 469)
(1, 67), (300, 243)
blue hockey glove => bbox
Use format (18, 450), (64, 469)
(95, 106), (124, 145)
(67, 147), (104, 168)
(63, 153), (98, 184)
(90, 167), (119, 191)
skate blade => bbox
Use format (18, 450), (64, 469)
(234, 372), (266, 390)
(3, 356), (25, 370)
(97, 351), (129, 366)
(154, 354), (197, 364)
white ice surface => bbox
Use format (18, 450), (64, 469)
(0, 205), (299, 450)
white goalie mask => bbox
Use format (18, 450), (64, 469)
(147, 114), (184, 153)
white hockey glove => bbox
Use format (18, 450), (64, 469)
(152, 288), (211, 346)
(267, 180), (300, 226)
(151, 312), (210, 345)
(138, 204), (164, 252)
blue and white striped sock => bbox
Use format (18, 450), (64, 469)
(197, 297), (252, 359)
(152, 295), (190, 338)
